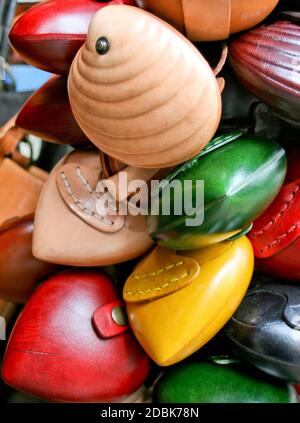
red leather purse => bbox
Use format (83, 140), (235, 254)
(0, 215), (60, 303)
(249, 150), (300, 281)
(2, 269), (150, 402)
(9, 0), (136, 75)
(16, 76), (89, 146)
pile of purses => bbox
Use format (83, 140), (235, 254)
(1, 0), (300, 403)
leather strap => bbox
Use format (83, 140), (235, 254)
(182, 0), (231, 41)
(56, 162), (125, 233)
(123, 246), (200, 303)
(93, 300), (128, 339)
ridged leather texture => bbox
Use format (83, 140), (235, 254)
(230, 19), (300, 126)
(2, 269), (149, 402)
(148, 132), (287, 250)
(9, 0), (135, 75)
(16, 76), (89, 146)
(153, 362), (292, 403)
(68, 5), (221, 168)
(124, 236), (254, 366)
(137, 0), (279, 41)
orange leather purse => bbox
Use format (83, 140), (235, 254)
(0, 117), (47, 225)
(136, 0), (279, 41)
(33, 149), (154, 266)
(68, 5), (222, 169)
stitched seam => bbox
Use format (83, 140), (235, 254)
(126, 271), (189, 296)
(60, 168), (114, 226)
(259, 223), (300, 254)
(133, 261), (185, 280)
(251, 184), (300, 238)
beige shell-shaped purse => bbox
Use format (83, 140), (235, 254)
(33, 149), (155, 266)
(68, 5), (222, 169)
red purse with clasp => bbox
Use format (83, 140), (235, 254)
(2, 269), (150, 402)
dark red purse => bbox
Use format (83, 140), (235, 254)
(9, 0), (136, 75)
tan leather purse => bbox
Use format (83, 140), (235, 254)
(68, 5), (222, 169)
(137, 0), (279, 41)
(0, 117), (47, 225)
(33, 149), (154, 266)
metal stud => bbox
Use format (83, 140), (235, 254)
(112, 306), (127, 327)
(95, 36), (110, 55)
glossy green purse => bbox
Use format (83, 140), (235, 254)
(153, 362), (295, 403)
(148, 131), (287, 250)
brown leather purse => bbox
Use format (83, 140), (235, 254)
(0, 117), (47, 225)
(33, 149), (154, 266)
(137, 0), (279, 41)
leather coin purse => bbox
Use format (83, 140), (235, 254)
(230, 13), (300, 126)
(68, 5), (222, 169)
(16, 76), (89, 146)
(248, 151), (300, 281)
(136, 0), (279, 41)
(0, 119), (48, 226)
(2, 269), (150, 402)
(123, 236), (254, 366)
(9, 0), (135, 75)
(33, 149), (154, 266)
(0, 215), (60, 303)
(226, 283), (300, 383)
(148, 131), (287, 251)
(153, 362), (294, 403)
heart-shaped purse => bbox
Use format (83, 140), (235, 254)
(68, 5), (222, 168)
(229, 13), (300, 126)
(248, 159), (300, 281)
(16, 76), (89, 146)
(148, 131), (287, 250)
(33, 149), (154, 266)
(0, 215), (60, 303)
(136, 0), (279, 41)
(123, 236), (254, 366)
(0, 118), (48, 226)
(2, 269), (150, 402)
(9, 0), (136, 75)
(153, 362), (293, 403)
(226, 283), (300, 383)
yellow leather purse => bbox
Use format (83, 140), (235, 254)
(123, 236), (254, 366)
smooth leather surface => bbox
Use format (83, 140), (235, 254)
(137, 0), (279, 41)
(68, 5), (221, 168)
(33, 149), (153, 266)
(230, 18), (300, 126)
(0, 215), (60, 303)
(0, 158), (45, 226)
(148, 132), (287, 250)
(2, 269), (149, 402)
(153, 362), (292, 403)
(124, 236), (254, 366)
(16, 76), (89, 146)
(226, 283), (300, 383)
(9, 0), (136, 75)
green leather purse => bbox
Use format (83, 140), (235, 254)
(153, 362), (295, 403)
(148, 131), (287, 250)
